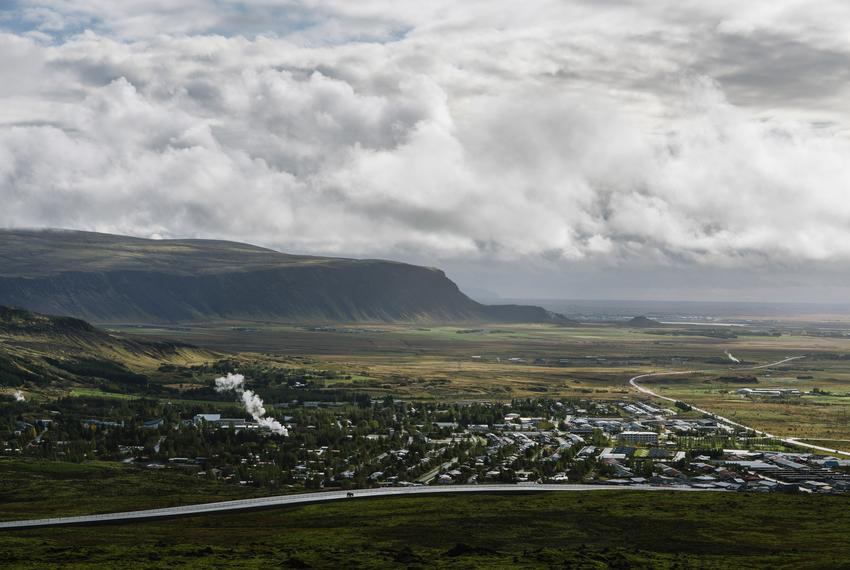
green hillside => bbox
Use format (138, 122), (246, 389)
(0, 306), (214, 396)
(0, 230), (566, 324)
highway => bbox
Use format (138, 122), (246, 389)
(629, 355), (850, 458)
(0, 484), (718, 530)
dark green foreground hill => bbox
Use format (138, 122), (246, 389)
(1, 486), (848, 569)
(0, 229), (566, 324)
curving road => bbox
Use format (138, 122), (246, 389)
(0, 484), (719, 530)
(629, 355), (850, 458)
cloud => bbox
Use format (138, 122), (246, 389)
(1, 2), (850, 278)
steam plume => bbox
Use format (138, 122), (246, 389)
(725, 350), (740, 364)
(13, 390), (25, 402)
(215, 372), (245, 393)
(214, 373), (288, 436)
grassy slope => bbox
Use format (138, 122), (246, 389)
(0, 306), (216, 396)
(0, 229), (324, 278)
(0, 459), (264, 521)
(2, 491), (850, 569)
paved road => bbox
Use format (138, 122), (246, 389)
(629, 355), (850, 458)
(0, 484), (719, 530)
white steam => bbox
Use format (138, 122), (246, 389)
(214, 373), (288, 436)
(214, 372), (246, 393)
(725, 350), (741, 364)
(13, 390), (25, 402)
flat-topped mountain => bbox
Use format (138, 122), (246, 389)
(0, 229), (570, 325)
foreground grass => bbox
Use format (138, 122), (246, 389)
(0, 459), (263, 520)
(2, 491), (850, 568)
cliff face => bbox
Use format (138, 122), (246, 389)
(0, 230), (568, 324)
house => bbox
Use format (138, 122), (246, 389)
(715, 469), (738, 481)
(692, 474), (717, 483)
(661, 466), (685, 479)
(193, 413), (221, 425)
(81, 419), (123, 428)
(577, 445), (597, 457)
(602, 478), (632, 485)
(650, 475), (681, 486)
(601, 456), (633, 476)
(800, 480), (831, 492)
(736, 388), (801, 399)
(612, 446), (636, 457)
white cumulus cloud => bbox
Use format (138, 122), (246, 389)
(1, 2), (850, 298)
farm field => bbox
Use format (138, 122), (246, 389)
(107, 321), (850, 359)
(642, 361), (850, 448)
(95, 322), (850, 443)
(7, 316), (850, 454)
(0, 459), (264, 521)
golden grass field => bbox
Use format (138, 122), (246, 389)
(98, 321), (850, 448)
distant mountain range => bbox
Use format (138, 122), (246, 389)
(0, 229), (570, 325)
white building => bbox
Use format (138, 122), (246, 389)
(617, 431), (659, 444)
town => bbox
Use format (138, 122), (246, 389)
(5, 394), (849, 494)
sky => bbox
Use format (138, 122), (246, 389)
(2, 1), (850, 302)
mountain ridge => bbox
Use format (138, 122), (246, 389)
(0, 229), (572, 325)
